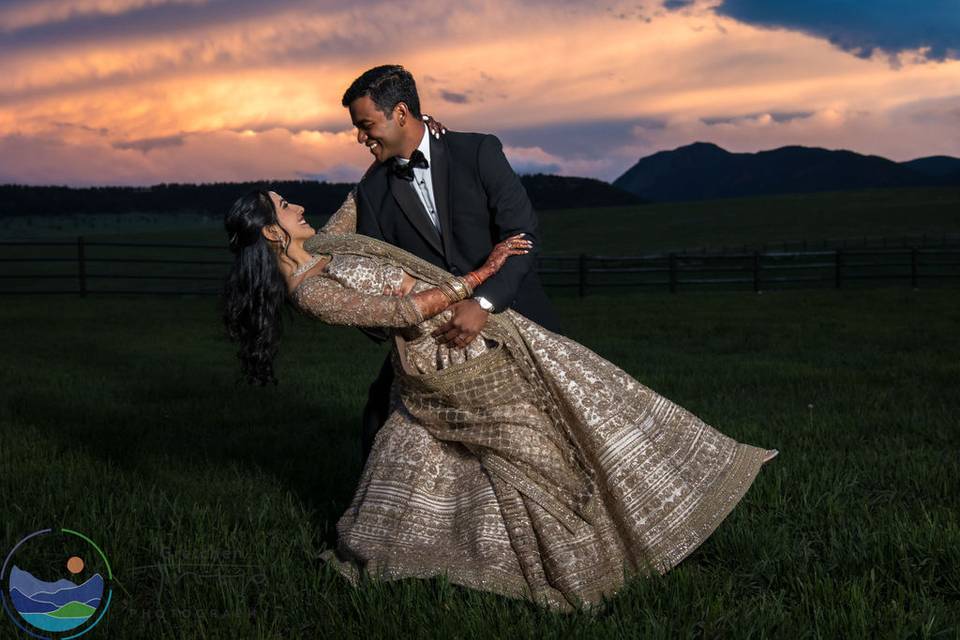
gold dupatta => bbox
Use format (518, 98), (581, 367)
(303, 232), (598, 534)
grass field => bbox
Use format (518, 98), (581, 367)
(1, 285), (958, 638)
(3, 186), (960, 296)
(4, 186), (960, 251)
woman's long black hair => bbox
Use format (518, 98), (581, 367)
(221, 189), (292, 385)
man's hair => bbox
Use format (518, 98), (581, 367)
(341, 64), (422, 119)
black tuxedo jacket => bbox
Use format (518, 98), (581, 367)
(355, 130), (562, 334)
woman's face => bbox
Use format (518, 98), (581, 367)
(264, 191), (314, 244)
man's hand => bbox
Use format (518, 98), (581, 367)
(431, 299), (489, 347)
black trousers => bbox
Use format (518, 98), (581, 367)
(360, 352), (394, 466)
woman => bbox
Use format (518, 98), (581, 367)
(222, 188), (779, 614)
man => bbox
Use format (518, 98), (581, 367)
(341, 64), (562, 464)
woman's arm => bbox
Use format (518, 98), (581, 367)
(293, 234), (532, 328)
(318, 189), (358, 235)
(292, 275), (423, 327)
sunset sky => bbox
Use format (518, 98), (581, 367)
(1, 0), (958, 186)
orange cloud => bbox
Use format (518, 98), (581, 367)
(0, 0), (958, 184)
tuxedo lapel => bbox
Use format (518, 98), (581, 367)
(388, 169), (444, 256)
(429, 134), (454, 258)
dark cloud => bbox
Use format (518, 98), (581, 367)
(497, 117), (666, 161)
(662, 0), (695, 9)
(770, 111), (815, 123)
(51, 121), (109, 136)
(701, 110), (814, 125)
(698, 0), (960, 62)
(0, 0), (372, 56)
(510, 161), (561, 175)
(439, 90), (469, 104)
(112, 135), (185, 152)
(0, 0), (271, 49)
(0, 1), (454, 102)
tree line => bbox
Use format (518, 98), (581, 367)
(0, 175), (643, 218)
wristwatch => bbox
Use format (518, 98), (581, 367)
(475, 296), (494, 311)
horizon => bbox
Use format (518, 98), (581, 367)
(1, 1), (958, 186)
(2, 140), (956, 189)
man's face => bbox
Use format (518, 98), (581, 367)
(349, 95), (402, 163)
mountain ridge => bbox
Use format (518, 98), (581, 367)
(613, 142), (960, 202)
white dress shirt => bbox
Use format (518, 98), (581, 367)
(395, 125), (441, 233)
(396, 126), (494, 311)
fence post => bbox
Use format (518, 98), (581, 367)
(753, 251), (760, 292)
(911, 248), (918, 289)
(668, 253), (677, 293)
(77, 235), (87, 297)
(578, 253), (587, 298)
(835, 249), (842, 289)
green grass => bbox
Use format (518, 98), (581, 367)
(537, 186), (960, 255)
(4, 186), (960, 252)
(1, 286), (958, 638)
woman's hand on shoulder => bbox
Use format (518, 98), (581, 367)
(422, 114), (447, 139)
(482, 233), (533, 274)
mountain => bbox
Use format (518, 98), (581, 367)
(901, 155), (960, 178)
(8, 566), (78, 598)
(10, 565), (104, 607)
(519, 174), (644, 210)
(613, 142), (960, 202)
(9, 566), (103, 609)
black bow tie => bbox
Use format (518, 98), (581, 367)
(391, 149), (429, 181)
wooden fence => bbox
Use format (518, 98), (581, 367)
(1, 237), (959, 296)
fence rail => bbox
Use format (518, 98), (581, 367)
(1, 237), (959, 296)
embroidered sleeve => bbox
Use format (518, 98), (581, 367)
(292, 274), (421, 327)
(319, 189), (358, 235)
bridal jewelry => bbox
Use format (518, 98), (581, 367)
(291, 254), (325, 277)
(448, 277), (471, 300)
(437, 276), (473, 303)
(437, 280), (460, 303)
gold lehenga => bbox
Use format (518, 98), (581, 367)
(292, 196), (776, 613)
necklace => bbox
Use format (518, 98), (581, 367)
(291, 254), (326, 277)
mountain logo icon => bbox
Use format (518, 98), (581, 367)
(2, 529), (113, 638)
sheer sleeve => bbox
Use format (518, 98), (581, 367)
(318, 189), (358, 235)
(291, 274), (423, 328)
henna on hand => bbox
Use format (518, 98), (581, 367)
(477, 233), (532, 280)
(409, 287), (455, 321)
(402, 233), (530, 327)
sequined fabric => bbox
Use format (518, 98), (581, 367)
(317, 187), (358, 236)
(291, 254), (421, 328)
(297, 231), (775, 613)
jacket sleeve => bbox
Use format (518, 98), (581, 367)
(355, 180), (385, 240)
(470, 134), (540, 312)
(292, 275), (422, 328)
